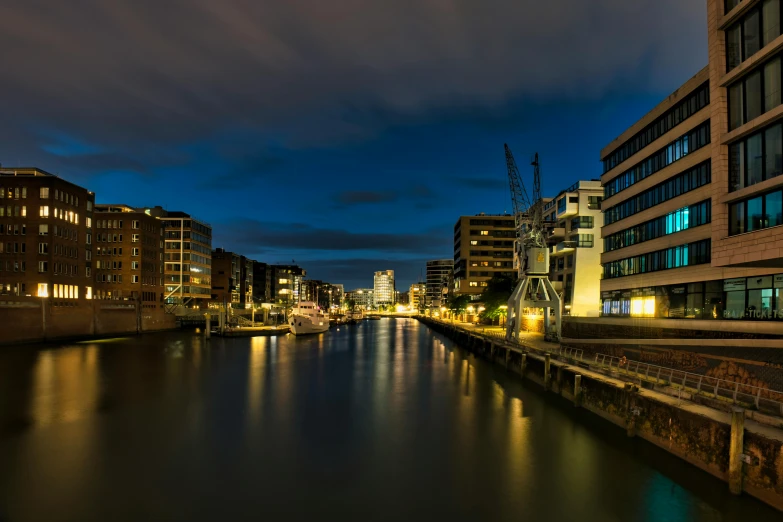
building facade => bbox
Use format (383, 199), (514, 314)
(543, 181), (604, 316)
(211, 248), (241, 307)
(93, 204), (163, 308)
(346, 288), (374, 309)
(271, 264), (305, 306)
(144, 208), (212, 308)
(425, 259), (452, 308)
(252, 261), (271, 304)
(0, 168), (95, 301)
(409, 282), (426, 311)
(373, 270), (395, 305)
(599, 34), (783, 323)
(453, 214), (515, 298)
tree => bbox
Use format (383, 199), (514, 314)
(479, 274), (517, 323)
(346, 299), (356, 310)
(447, 294), (472, 315)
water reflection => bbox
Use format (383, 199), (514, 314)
(0, 320), (778, 522)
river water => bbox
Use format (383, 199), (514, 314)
(0, 318), (778, 521)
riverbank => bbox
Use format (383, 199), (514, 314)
(419, 317), (783, 512)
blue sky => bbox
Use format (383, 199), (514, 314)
(0, 0), (707, 289)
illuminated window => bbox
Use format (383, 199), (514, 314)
(470, 240), (478, 245)
(469, 281), (478, 287)
(86, 287), (92, 299)
(39, 205), (49, 217)
(480, 230), (489, 235)
(37, 283), (48, 297)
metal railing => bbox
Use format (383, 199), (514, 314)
(593, 353), (783, 416)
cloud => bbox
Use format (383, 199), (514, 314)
(0, 0), (706, 167)
(334, 191), (397, 205)
(453, 176), (507, 190)
(219, 219), (451, 256)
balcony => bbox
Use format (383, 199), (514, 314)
(556, 195), (578, 218)
(549, 227), (565, 240)
(550, 241), (576, 257)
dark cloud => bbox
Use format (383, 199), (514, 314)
(219, 219), (450, 256)
(198, 151), (286, 190)
(0, 0), (705, 166)
(335, 191), (397, 205)
(453, 176), (507, 190)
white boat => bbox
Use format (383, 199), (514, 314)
(347, 309), (364, 322)
(289, 301), (330, 335)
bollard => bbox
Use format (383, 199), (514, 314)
(521, 354), (527, 376)
(544, 354), (551, 390)
(574, 375), (582, 407)
(205, 313), (211, 339)
(729, 407), (745, 495)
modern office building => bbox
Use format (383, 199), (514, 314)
(453, 213), (516, 299)
(425, 259), (453, 307)
(346, 288), (374, 309)
(271, 264), (305, 306)
(93, 204), (163, 307)
(301, 279), (341, 309)
(373, 270), (395, 306)
(409, 282), (426, 311)
(0, 167), (95, 301)
(543, 181), (604, 316)
(144, 207), (212, 308)
(599, 10), (783, 324)
(211, 248), (242, 307)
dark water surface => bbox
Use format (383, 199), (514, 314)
(0, 319), (779, 522)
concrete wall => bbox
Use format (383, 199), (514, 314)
(0, 298), (177, 345)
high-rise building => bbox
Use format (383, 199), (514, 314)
(346, 288), (374, 309)
(211, 248), (241, 307)
(409, 282), (426, 311)
(144, 207), (212, 308)
(0, 167), (95, 301)
(543, 181), (604, 316)
(425, 259), (452, 308)
(453, 213), (516, 299)
(373, 270), (395, 305)
(252, 261), (271, 304)
(93, 204), (164, 307)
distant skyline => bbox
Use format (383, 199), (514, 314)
(0, 0), (708, 289)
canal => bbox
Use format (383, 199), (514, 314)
(0, 318), (779, 521)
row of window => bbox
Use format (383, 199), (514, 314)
(728, 54), (782, 130)
(0, 205), (26, 217)
(1, 187), (27, 199)
(570, 216), (594, 229)
(468, 250), (513, 258)
(568, 233), (594, 248)
(602, 239), (711, 279)
(726, 0), (780, 73)
(604, 200), (711, 252)
(165, 241), (212, 256)
(604, 162), (711, 226)
(0, 260), (26, 272)
(604, 121), (711, 199)
(729, 188), (783, 235)
(39, 206), (80, 224)
(160, 220), (212, 237)
(468, 240), (513, 247)
(468, 219), (514, 227)
(729, 122), (783, 192)
(0, 186), (87, 207)
(602, 82), (710, 174)
(0, 224), (25, 235)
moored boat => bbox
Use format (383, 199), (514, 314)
(289, 301), (330, 335)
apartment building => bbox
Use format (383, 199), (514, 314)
(543, 181), (604, 316)
(409, 282), (426, 311)
(252, 261), (272, 303)
(271, 264), (305, 305)
(211, 248), (242, 307)
(93, 204), (163, 308)
(373, 270), (395, 305)
(453, 213), (515, 298)
(425, 259), (452, 307)
(0, 167), (95, 301)
(144, 207), (212, 307)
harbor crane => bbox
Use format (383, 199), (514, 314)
(504, 144), (561, 342)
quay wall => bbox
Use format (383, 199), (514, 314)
(0, 298), (177, 345)
(420, 317), (783, 512)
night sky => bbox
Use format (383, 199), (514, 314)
(0, 0), (706, 290)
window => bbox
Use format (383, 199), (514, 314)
(132, 261), (140, 270)
(37, 283), (48, 297)
(602, 82), (709, 173)
(604, 121), (710, 198)
(38, 243), (48, 254)
(571, 216), (594, 229)
(132, 234), (140, 242)
(132, 220), (140, 229)
(729, 122), (783, 191)
(86, 217), (91, 229)
(587, 196), (603, 210)
(39, 205), (49, 217)
(469, 281), (478, 287)
(40, 187), (49, 199)
(87, 201), (92, 211)
(479, 230), (489, 236)
(729, 188), (783, 235)
(38, 261), (48, 273)
(728, 55), (783, 130)
(85, 287), (92, 299)
(557, 198), (566, 213)
(603, 240), (711, 279)
(604, 201), (712, 251)
(132, 275), (139, 283)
